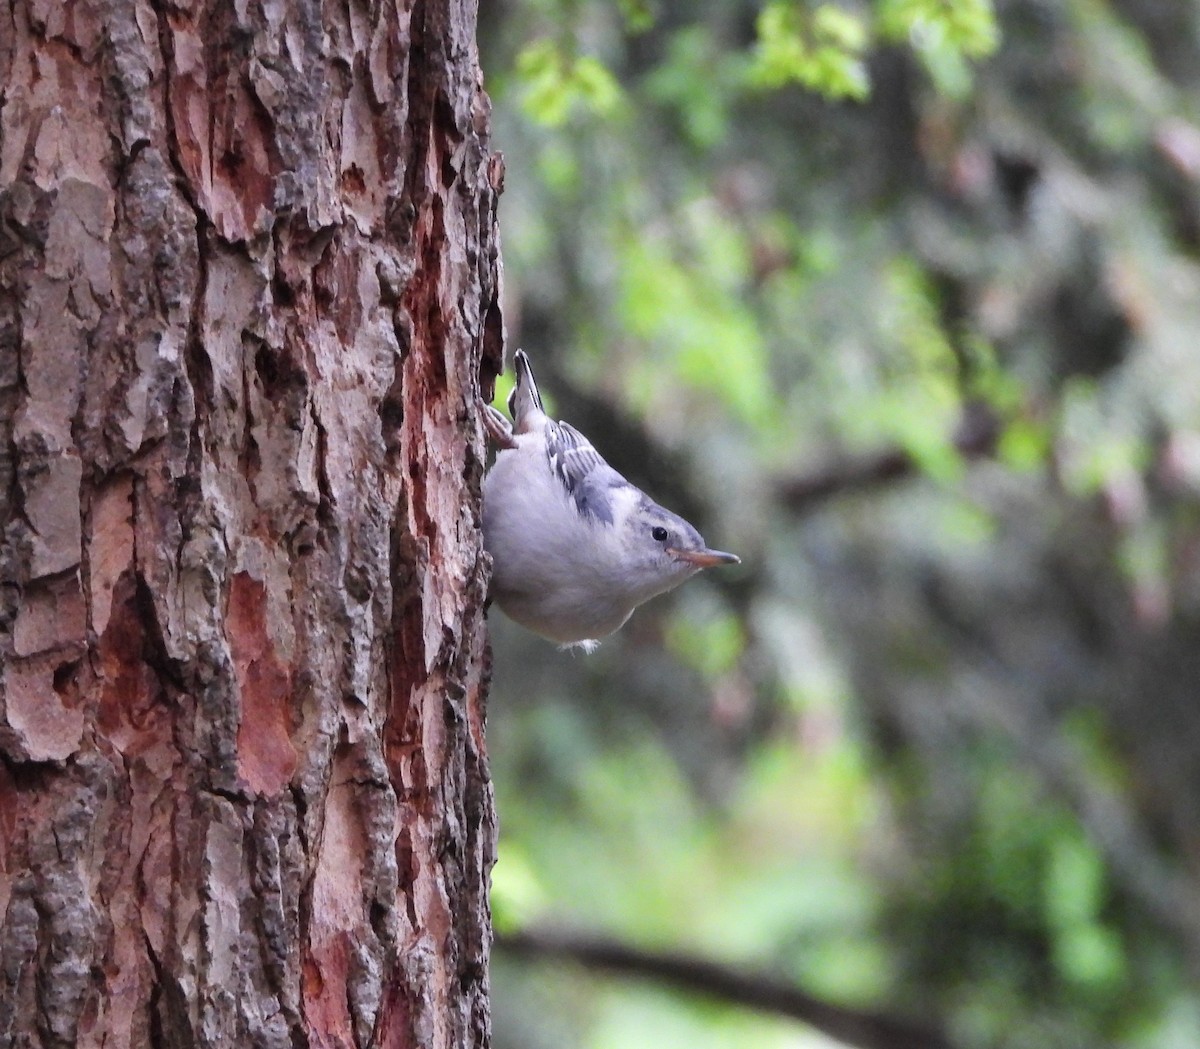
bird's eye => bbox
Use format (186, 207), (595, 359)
(651, 526), (669, 542)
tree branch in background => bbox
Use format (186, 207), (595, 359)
(495, 927), (962, 1049)
(778, 402), (1002, 514)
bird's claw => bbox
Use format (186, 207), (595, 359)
(481, 402), (517, 449)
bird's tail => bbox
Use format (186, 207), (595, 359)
(508, 349), (546, 433)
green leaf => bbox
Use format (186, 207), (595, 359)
(747, 2), (870, 101)
(876, 0), (998, 56)
(515, 39), (625, 127)
(814, 4), (869, 52)
(644, 26), (745, 149)
(997, 418), (1050, 472)
(1054, 925), (1126, 989)
(615, 215), (775, 426)
(876, 0), (998, 97)
(1045, 836), (1105, 929)
(618, 0), (657, 33)
(573, 56), (623, 116)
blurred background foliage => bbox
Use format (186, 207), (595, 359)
(476, 0), (1200, 1046)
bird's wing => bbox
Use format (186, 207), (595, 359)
(545, 421), (623, 525)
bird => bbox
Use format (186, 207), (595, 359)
(481, 350), (739, 650)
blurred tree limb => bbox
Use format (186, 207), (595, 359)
(496, 926), (961, 1049)
(777, 401), (1002, 514)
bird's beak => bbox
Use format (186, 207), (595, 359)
(668, 547), (741, 569)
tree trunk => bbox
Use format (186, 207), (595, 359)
(0, 1), (504, 1046)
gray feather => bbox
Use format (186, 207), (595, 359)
(546, 421), (625, 525)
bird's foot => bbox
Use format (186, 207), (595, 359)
(481, 402), (517, 449)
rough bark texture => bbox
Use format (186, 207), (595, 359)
(0, 1), (504, 1046)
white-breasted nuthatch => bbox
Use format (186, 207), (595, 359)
(482, 351), (739, 649)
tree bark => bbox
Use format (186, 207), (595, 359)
(0, 1), (504, 1046)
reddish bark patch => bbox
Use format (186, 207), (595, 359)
(166, 9), (279, 241)
(375, 965), (416, 1049)
(97, 572), (164, 746)
(312, 235), (365, 346)
(301, 935), (355, 1048)
(228, 573), (297, 796)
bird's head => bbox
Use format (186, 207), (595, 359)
(613, 497), (740, 602)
